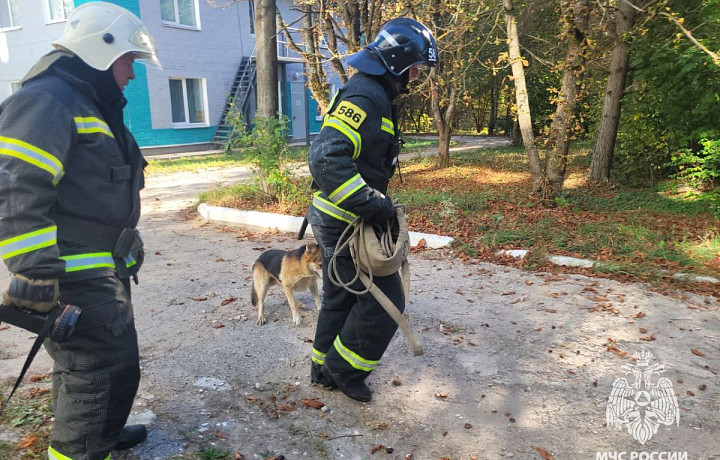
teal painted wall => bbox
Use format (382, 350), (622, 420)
(308, 89), (321, 134)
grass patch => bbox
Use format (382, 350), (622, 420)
(197, 446), (232, 460)
(196, 140), (719, 288)
(146, 146), (308, 175)
(0, 383), (54, 460)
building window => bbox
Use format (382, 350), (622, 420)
(10, 81), (20, 93)
(47, 0), (73, 23)
(169, 78), (207, 125)
(0, 0), (19, 29)
(160, 0), (199, 28)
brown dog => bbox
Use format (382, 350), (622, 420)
(251, 244), (322, 326)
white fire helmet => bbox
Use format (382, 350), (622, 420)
(52, 2), (161, 71)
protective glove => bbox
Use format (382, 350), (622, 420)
(365, 191), (396, 225)
(2, 274), (59, 313)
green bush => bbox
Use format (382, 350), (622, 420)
(669, 138), (720, 190)
(239, 116), (302, 203)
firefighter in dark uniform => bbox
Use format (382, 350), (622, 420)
(0, 3), (160, 458)
(307, 18), (438, 402)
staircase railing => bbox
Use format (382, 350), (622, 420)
(212, 46), (257, 150)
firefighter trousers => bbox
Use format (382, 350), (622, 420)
(44, 276), (140, 460)
(312, 224), (405, 386)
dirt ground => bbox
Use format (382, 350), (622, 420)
(1, 142), (719, 460)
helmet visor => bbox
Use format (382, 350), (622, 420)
(129, 24), (162, 69)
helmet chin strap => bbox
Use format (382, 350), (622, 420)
(399, 71), (411, 94)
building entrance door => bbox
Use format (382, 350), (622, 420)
(290, 81), (307, 142)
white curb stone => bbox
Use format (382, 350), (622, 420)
(197, 203), (454, 249)
(546, 255), (595, 268)
(496, 249), (530, 259)
(673, 273), (720, 284)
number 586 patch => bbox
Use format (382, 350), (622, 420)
(333, 101), (367, 130)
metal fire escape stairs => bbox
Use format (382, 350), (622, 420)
(212, 55), (256, 150)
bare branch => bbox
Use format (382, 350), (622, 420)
(659, 12), (720, 65)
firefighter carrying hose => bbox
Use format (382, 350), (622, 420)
(0, 3), (160, 458)
(306, 18), (438, 402)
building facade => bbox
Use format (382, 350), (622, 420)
(0, 0), (333, 153)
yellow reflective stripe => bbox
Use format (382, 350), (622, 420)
(60, 252), (115, 272)
(312, 191), (358, 224)
(0, 136), (64, 184)
(381, 117), (394, 135)
(328, 173), (366, 205)
(49, 447), (110, 460)
(322, 116), (361, 159)
(48, 446), (72, 460)
(333, 336), (378, 372)
(124, 254), (137, 268)
(74, 116), (114, 138)
(0, 226), (57, 260)
(312, 347), (326, 365)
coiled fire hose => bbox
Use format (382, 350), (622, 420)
(328, 203), (423, 356)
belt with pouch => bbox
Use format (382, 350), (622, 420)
(50, 213), (143, 280)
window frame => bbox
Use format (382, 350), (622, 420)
(0, 0), (20, 30)
(44, 0), (73, 25)
(9, 81), (20, 94)
(160, 0), (201, 31)
(168, 77), (209, 128)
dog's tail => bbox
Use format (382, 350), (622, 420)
(251, 262), (259, 307)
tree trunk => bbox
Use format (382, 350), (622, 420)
(503, 0), (543, 192)
(546, 0), (590, 198)
(512, 118), (523, 146)
(588, 0), (637, 182)
(431, 71), (457, 169)
(437, 125), (451, 168)
(488, 74), (498, 135)
(255, 0), (279, 117)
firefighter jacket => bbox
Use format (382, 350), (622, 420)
(0, 51), (146, 283)
(306, 72), (400, 228)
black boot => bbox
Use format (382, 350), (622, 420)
(114, 424), (148, 451)
(311, 362), (335, 389)
(321, 365), (372, 402)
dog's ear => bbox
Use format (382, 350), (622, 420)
(306, 243), (319, 253)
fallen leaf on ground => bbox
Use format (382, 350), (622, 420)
(214, 430), (227, 440)
(17, 434), (39, 449)
(0, 325), (9, 331)
(639, 334), (656, 341)
(691, 348), (705, 357)
(221, 297), (237, 306)
(192, 297), (208, 301)
(234, 453), (245, 460)
(213, 323), (225, 329)
(28, 388), (50, 398)
(300, 398), (325, 409)
(29, 373), (51, 382)
(464, 423), (473, 429)
(415, 238), (427, 248)
(533, 446), (554, 460)
(435, 393), (448, 399)
(633, 311), (646, 318)
(543, 308), (557, 313)
(371, 445), (385, 454)
(607, 346), (628, 357)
